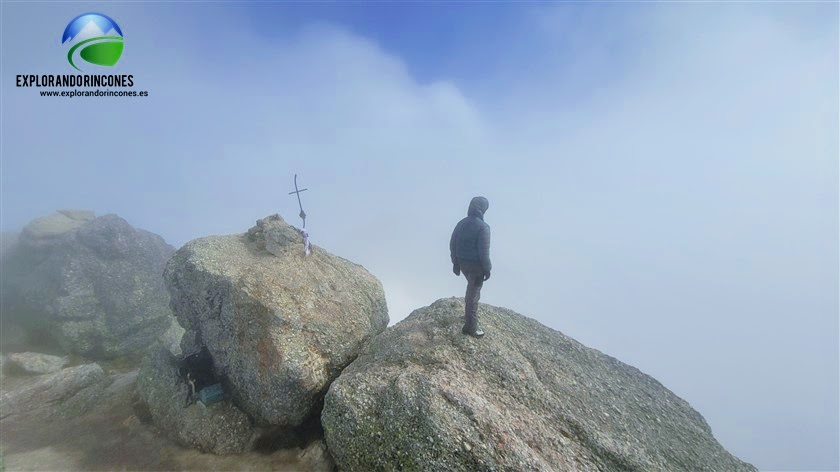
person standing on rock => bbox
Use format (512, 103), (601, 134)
(450, 196), (491, 338)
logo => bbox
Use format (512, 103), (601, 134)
(14, 11), (148, 98)
(61, 13), (124, 71)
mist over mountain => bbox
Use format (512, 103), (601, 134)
(1, 213), (757, 471)
(0, 211), (178, 358)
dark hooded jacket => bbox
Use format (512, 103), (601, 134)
(450, 197), (492, 273)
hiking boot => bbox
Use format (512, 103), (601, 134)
(462, 326), (485, 338)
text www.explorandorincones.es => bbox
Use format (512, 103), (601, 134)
(39, 89), (149, 97)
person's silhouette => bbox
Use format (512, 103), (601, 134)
(449, 196), (491, 337)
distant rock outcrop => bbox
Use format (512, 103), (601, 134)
(20, 210), (95, 245)
(322, 298), (756, 472)
(148, 214), (387, 450)
(0, 211), (177, 359)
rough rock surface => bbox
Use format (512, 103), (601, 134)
(0, 363), (107, 420)
(136, 347), (255, 454)
(1, 361), (336, 471)
(19, 210), (94, 244)
(0, 211), (176, 359)
(163, 214), (388, 427)
(160, 318), (187, 357)
(5, 352), (69, 375)
(322, 298), (757, 472)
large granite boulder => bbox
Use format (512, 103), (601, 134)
(162, 214), (389, 429)
(0, 211), (176, 359)
(322, 298), (757, 472)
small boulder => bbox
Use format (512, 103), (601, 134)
(297, 439), (336, 472)
(0, 363), (106, 420)
(19, 211), (91, 244)
(5, 352), (69, 375)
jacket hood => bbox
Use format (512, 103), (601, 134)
(467, 196), (489, 219)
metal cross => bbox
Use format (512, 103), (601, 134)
(288, 174), (308, 228)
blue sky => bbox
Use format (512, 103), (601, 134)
(1, 2), (838, 471)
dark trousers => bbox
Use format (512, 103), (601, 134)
(459, 259), (484, 332)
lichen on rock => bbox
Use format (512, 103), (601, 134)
(160, 214), (388, 434)
(322, 298), (757, 472)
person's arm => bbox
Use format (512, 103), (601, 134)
(450, 224), (458, 265)
(478, 224), (492, 277)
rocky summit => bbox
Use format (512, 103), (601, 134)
(0, 211), (177, 359)
(160, 214), (389, 434)
(322, 298), (756, 472)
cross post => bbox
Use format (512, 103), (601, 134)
(288, 174), (308, 228)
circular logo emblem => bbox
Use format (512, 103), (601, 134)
(62, 13), (124, 71)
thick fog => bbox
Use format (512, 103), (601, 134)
(2, 2), (837, 470)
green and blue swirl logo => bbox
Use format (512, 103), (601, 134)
(62, 13), (124, 71)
